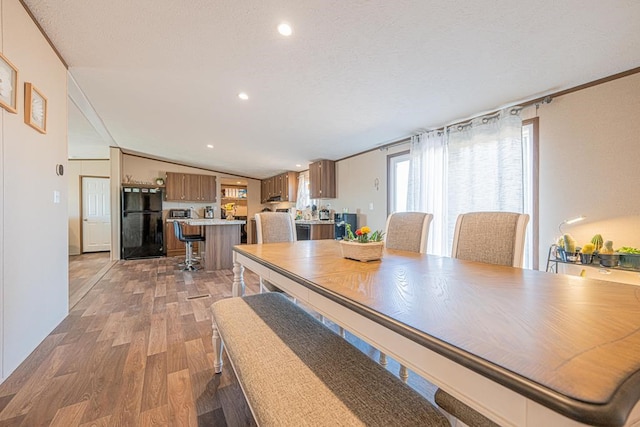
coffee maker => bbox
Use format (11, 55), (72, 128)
(204, 206), (214, 218)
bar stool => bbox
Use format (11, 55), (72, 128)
(173, 221), (205, 271)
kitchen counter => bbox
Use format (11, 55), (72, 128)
(186, 219), (246, 226)
(166, 218), (245, 225)
(295, 219), (334, 225)
(168, 218), (245, 270)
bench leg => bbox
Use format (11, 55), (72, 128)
(212, 319), (224, 373)
(379, 352), (387, 366)
(232, 261), (245, 297)
(399, 365), (409, 382)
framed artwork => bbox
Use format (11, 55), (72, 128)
(24, 82), (47, 134)
(0, 52), (18, 113)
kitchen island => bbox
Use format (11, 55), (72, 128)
(186, 219), (245, 270)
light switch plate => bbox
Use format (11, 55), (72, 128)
(53, 190), (60, 204)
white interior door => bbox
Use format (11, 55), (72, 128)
(82, 177), (111, 252)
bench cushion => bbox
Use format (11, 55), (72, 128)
(212, 293), (449, 426)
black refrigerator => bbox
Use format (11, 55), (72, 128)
(334, 213), (357, 240)
(121, 187), (165, 259)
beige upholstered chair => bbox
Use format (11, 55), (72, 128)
(382, 212), (433, 381)
(384, 212), (433, 254)
(254, 212), (297, 293)
(451, 211), (529, 268)
(437, 211), (529, 426)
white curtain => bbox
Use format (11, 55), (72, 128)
(446, 108), (524, 253)
(296, 171), (309, 211)
(407, 107), (525, 257)
(407, 131), (447, 255)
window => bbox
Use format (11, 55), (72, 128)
(387, 151), (410, 214)
(401, 112), (539, 268)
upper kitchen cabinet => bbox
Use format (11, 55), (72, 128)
(165, 172), (217, 202)
(309, 160), (336, 199)
(261, 171), (298, 203)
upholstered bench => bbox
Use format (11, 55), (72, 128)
(211, 293), (449, 426)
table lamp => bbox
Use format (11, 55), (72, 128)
(558, 215), (585, 234)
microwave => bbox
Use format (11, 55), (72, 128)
(169, 209), (191, 219)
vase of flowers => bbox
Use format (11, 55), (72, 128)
(340, 224), (385, 262)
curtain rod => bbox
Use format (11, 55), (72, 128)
(376, 66), (640, 152)
(378, 100), (548, 152)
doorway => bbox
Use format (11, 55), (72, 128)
(82, 176), (111, 252)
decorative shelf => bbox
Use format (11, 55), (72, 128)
(546, 244), (640, 274)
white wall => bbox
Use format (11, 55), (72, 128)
(535, 72), (640, 269)
(333, 146), (408, 233)
(68, 159), (110, 255)
(1, 0), (68, 381)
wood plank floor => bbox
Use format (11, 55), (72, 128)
(68, 252), (115, 309)
(0, 256), (436, 426)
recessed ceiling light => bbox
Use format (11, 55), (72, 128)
(207, 144), (214, 148)
(236, 181), (241, 184)
(295, 164), (302, 168)
(278, 23), (292, 36)
(238, 92), (249, 100)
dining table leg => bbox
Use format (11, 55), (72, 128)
(232, 254), (245, 297)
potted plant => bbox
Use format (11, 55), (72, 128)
(579, 243), (595, 264)
(340, 224), (385, 262)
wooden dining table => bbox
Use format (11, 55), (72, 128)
(231, 240), (640, 426)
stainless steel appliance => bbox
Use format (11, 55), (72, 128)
(169, 208), (191, 219)
(204, 206), (214, 218)
(334, 213), (357, 240)
(121, 187), (164, 259)
(319, 209), (331, 220)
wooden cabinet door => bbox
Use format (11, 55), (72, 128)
(309, 161), (322, 199)
(310, 223), (334, 240)
(309, 160), (336, 199)
(267, 177), (275, 200)
(165, 172), (185, 201)
(200, 175), (217, 202)
(261, 180), (268, 203)
(274, 174), (283, 198)
(283, 171), (298, 202)
(182, 173), (199, 201)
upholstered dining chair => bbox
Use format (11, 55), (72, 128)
(436, 211), (529, 427)
(384, 212), (433, 253)
(451, 211), (529, 268)
(254, 212), (297, 293)
(380, 212), (433, 380)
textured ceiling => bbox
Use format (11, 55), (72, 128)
(23, 0), (640, 179)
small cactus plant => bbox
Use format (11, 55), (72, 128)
(590, 234), (603, 252)
(562, 234), (577, 253)
(600, 240), (615, 254)
(580, 243), (595, 255)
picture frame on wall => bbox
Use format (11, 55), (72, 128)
(24, 82), (47, 134)
(0, 52), (19, 114)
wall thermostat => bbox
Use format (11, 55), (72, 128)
(56, 164), (64, 176)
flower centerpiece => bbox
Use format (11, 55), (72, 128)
(340, 224), (385, 262)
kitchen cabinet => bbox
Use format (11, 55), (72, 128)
(310, 223), (334, 240)
(165, 221), (203, 257)
(295, 221), (334, 240)
(309, 160), (336, 199)
(165, 172), (217, 202)
(261, 171), (298, 203)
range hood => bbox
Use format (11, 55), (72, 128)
(267, 195), (282, 203)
